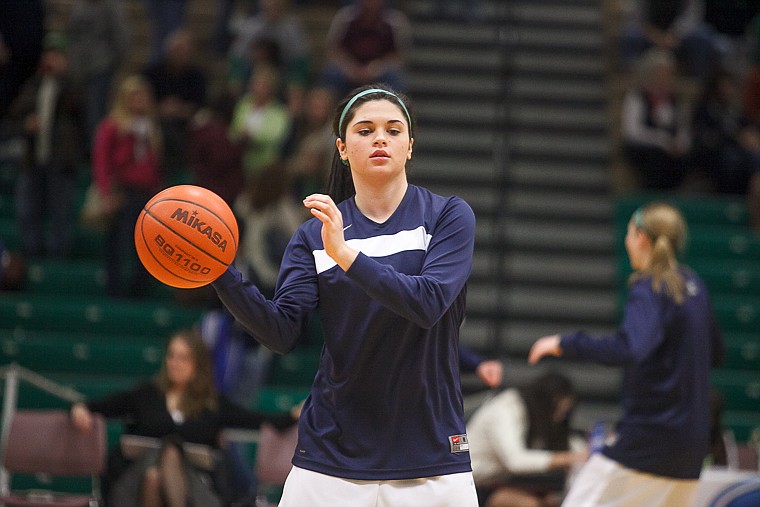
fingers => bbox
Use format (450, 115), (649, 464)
(304, 194), (337, 221)
(527, 343), (544, 365)
(71, 403), (94, 433)
(304, 194), (345, 233)
(303, 194), (334, 214)
(528, 335), (562, 364)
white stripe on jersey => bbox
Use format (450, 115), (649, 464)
(313, 225), (432, 274)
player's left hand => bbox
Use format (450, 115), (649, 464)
(303, 194), (359, 271)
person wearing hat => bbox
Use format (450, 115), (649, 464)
(9, 31), (85, 259)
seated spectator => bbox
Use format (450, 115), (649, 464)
(620, 48), (692, 190)
(70, 328), (298, 507)
(9, 31), (84, 260)
(227, 0), (311, 113)
(467, 372), (588, 507)
(229, 65), (292, 182)
(319, 0), (412, 98)
(691, 69), (760, 194)
(143, 28), (207, 178)
(619, 0), (718, 81)
(188, 92), (245, 209)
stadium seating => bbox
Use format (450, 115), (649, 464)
(722, 332), (760, 372)
(267, 347), (322, 387)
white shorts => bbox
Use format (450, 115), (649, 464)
(277, 466), (479, 507)
(562, 453), (699, 507)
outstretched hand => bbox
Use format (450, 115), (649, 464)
(528, 334), (563, 364)
(303, 194), (359, 271)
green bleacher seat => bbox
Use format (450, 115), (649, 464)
(10, 383), (71, 410)
(683, 226), (760, 263)
(0, 334), (164, 376)
(723, 410), (760, 443)
(0, 218), (107, 259)
(8, 373), (141, 410)
(722, 332), (760, 372)
(254, 386), (310, 414)
(0, 217), (19, 250)
(23, 258), (174, 298)
(713, 295), (760, 333)
(0, 293), (203, 336)
(0, 328), (167, 347)
(10, 476), (93, 496)
(52, 372), (145, 400)
(669, 197), (748, 227)
(689, 259), (760, 298)
(25, 259), (105, 296)
(268, 347), (321, 386)
(0, 192), (13, 219)
(712, 368), (760, 411)
(107, 420), (124, 449)
(616, 193), (750, 228)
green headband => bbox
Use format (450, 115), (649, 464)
(338, 88), (412, 137)
(632, 207), (646, 229)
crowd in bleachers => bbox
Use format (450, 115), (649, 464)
(613, 0), (760, 231)
(0, 0), (412, 274)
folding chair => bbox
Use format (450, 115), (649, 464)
(253, 422), (299, 507)
(0, 409), (106, 507)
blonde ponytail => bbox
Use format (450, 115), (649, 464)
(628, 203), (688, 304)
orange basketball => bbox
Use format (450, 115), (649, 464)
(134, 185), (239, 288)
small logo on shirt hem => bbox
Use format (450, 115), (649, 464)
(448, 434), (469, 453)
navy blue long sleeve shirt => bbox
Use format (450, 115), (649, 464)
(213, 185), (476, 480)
(561, 268), (724, 479)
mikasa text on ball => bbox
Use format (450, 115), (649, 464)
(134, 185), (239, 288)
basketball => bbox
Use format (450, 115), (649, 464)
(134, 185), (239, 288)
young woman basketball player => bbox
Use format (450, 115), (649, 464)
(212, 84), (480, 506)
(529, 202), (725, 507)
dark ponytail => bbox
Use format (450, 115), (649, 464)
(326, 150), (355, 204)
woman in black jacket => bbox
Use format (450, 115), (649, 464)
(71, 328), (297, 507)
